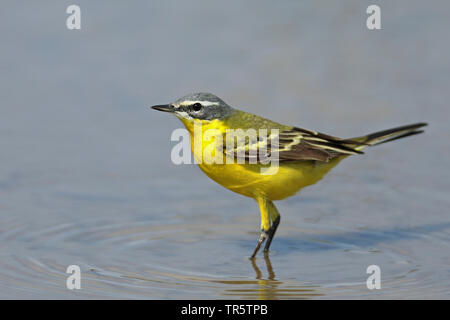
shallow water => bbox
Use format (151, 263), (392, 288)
(1, 1), (450, 299)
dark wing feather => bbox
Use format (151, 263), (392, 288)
(224, 127), (366, 163)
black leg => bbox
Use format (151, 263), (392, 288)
(250, 230), (268, 259)
(263, 215), (280, 253)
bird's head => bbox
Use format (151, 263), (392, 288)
(151, 93), (234, 127)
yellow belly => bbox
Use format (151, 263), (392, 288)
(196, 158), (342, 200)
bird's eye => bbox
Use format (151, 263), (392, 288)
(192, 103), (203, 112)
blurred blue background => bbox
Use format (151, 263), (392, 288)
(0, 1), (449, 299)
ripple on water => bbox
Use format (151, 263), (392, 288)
(0, 217), (449, 299)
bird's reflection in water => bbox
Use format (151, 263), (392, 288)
(217, 254), (322, 299)
(251, 253), (276, 280)
(249, 254), (279, 300)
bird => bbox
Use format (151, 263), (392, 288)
(151, 92), (427, 258)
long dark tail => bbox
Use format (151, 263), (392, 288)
(350, 122), (427, 151)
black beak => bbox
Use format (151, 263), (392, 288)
(151, 104), (174, 113)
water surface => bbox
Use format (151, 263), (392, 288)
(1, 1), (449, 299)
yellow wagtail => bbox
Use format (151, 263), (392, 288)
(151, 93), (427, 258)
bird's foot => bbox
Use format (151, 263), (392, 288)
(250, 230), (268, 259)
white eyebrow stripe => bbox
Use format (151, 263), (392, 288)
(179, 100), (219, 107)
